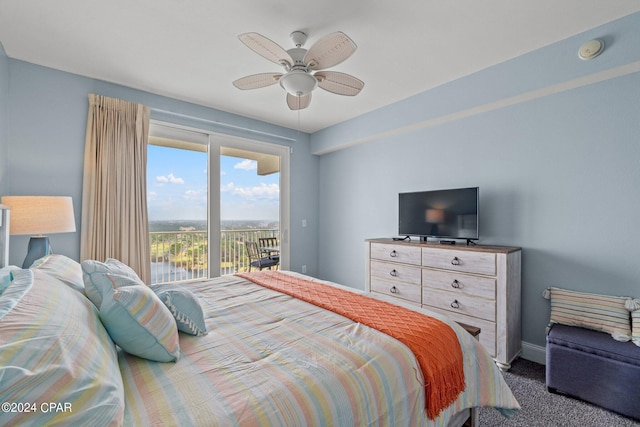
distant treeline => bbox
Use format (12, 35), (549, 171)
(149, 220), (279, 232)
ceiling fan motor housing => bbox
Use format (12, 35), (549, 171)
(286, 47), (308, 68)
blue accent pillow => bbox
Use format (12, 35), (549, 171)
(150, 284), (208, 336)
(0, 266), (21, 297)
(99, 279), (180, 362)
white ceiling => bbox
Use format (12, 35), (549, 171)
(1, 1), (639, 133)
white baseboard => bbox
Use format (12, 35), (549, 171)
(520, 341), (546, 365)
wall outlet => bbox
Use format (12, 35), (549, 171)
(301, 265), (307, 274)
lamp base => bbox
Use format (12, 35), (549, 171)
(22, 236), (52, 268)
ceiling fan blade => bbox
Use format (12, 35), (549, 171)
(287, 93), (312, 110)
(233, 73), (282, 90)
(315, 71), (364, 96)
(304, 32), (357, 70)
(238, 33), (293, 67)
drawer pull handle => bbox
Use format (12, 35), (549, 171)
(451, 300), (460, 309)
(390, 286), (398, 294)
(390, 250), (398, 258)
(390, 269), (398, 277)
(451, 257), (460, 266)
(451, 279), (460, 289)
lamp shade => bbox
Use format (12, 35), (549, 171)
(1, 196), (76, 236)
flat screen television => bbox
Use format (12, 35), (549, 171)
(398, 187), (479, 243)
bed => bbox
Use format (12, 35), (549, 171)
(0, 207), (519, 426)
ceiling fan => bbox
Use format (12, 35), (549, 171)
(233, 30), (364, 110)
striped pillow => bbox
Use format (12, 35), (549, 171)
(31, 254), (84, 293)
(632, 300), (640, 347)
(543, 287), (632, 342)
(99, 282), (180, 362)
(1, 269), (124, 425)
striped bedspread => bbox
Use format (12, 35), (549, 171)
(237, 270), (465, 419)
(120, 273), (519, 426)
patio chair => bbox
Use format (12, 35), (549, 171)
(245, 241), (279, 271)
(258, 237), (280, 262)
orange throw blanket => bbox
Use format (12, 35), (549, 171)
(236, 271), (465, 419)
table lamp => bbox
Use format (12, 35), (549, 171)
(0, 196), (76, 268)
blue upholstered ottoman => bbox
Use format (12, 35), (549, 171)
(546, 324), (640, 420)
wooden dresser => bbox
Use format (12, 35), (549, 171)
(366, 238), (521, 370)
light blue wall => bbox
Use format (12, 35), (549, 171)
(312, 13), (640, 350)
(4, 59), (319, 274)
(0, 43), (9, 195)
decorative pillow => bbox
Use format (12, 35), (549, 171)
(0, 266), (20, 297)
(631, 300), (640, 347)
(104, 258), (141, 280)
(1, 269), (124, 425)
(99, 282), (180, 362)
(81, 259), (144, 308)
(150, 284), (208, 336)
(30, 254), (84, 293)
(543, 287), (633, 341)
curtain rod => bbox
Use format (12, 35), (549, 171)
(151, 108), (297, 143)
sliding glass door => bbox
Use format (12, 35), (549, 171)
(210, 133), (290, 276)
(147, 122), (290, 283)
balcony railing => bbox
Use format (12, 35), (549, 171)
(150, 228), (279, 284)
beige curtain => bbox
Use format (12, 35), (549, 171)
(81, 94), (152, 284)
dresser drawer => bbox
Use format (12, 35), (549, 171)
(371, 243), (421, 265)
(422, 247), (496, 275)
(423, 306), (497, 357)
(370, 260), (421, 285)
(422, 269), (496, 300)
(422, 288), (495, 322)
(371, 278), (421, 304)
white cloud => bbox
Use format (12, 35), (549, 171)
(184, 189), (205, 200)
(234, 159), (257, 171)
(221, 182), (279, 200)
(156, 173), (184, 185)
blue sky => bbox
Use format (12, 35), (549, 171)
(147, 145), (280, 221)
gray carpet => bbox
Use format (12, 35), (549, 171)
(477, 358), (640, 426)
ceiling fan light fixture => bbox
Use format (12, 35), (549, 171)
(279, 70), (317, 97)
(235, 30), (362, 109)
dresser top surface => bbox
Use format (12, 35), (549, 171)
(367, 238), (521, 254)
